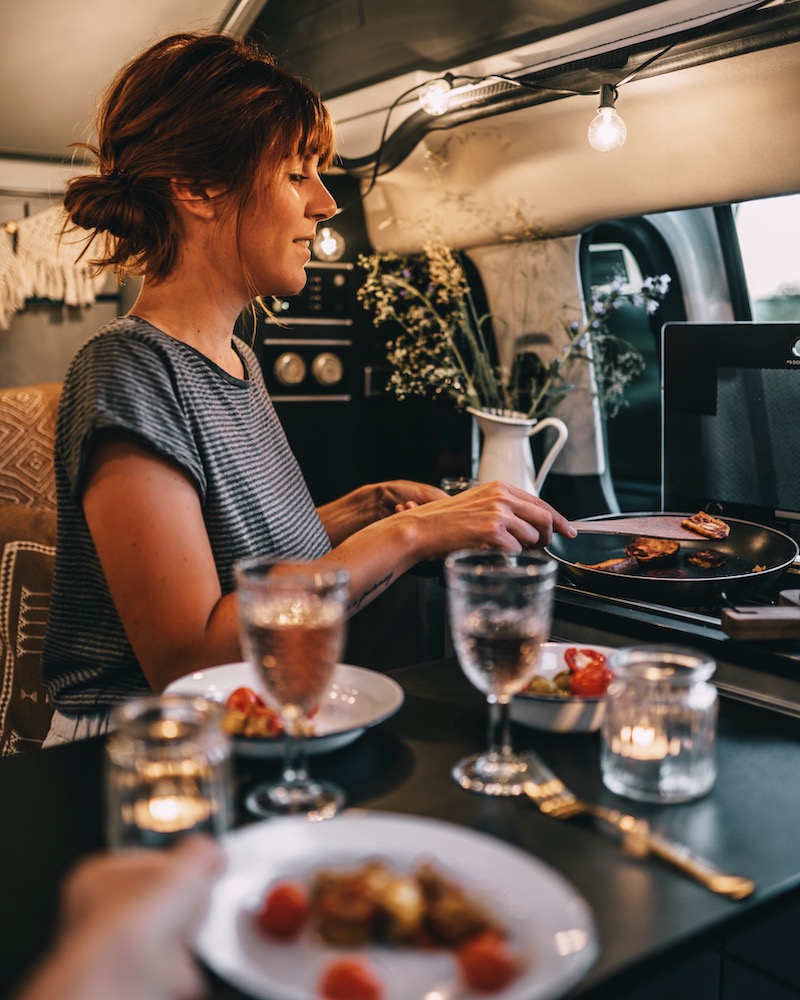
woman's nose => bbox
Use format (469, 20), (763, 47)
(312, 179), (338, 221)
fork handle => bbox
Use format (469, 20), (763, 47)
(593, 806), (757, 900)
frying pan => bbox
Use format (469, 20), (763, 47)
(547, 512), (799, 607)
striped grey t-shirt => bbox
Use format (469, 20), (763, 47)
(41, 315), (331, 713)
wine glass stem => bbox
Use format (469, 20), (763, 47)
(486, 696), (513, 757)
(281, 738), (310, 786)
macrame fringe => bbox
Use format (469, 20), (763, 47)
(14, 204), (107, 310)
(0, 233), (26, 332)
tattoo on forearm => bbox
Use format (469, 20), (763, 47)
(348, 572), (394, 612)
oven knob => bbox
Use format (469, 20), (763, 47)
(273, 352), (306, 386)
(311, 352), (344, 387)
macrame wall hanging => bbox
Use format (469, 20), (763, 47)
(0, 203), (106, 331)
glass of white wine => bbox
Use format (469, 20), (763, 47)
(445, 549), (556, 796)
(235, 558), (349, 820)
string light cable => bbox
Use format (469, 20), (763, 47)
(338, 0), (778, 189)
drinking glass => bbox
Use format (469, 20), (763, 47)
(445, 549), (556, 795)
(235, 558), (349, 820)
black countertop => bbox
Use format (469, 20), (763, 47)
(2, 656), (799, 1000)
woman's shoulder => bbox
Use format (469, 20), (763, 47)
(65, 317), (216, 393)
(74, 315), (182, 361)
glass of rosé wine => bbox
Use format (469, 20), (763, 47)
(445, 550), (556, 796)
(235, 558), (349, 820)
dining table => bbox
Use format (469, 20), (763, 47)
(2, 651), (800, 1000)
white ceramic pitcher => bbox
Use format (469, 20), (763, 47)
(468, 407), (569, 497)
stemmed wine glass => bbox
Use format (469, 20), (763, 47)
(235, 557), (349, 820)
(445, 549), (556, 796)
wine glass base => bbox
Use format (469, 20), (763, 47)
(245, 779), (345, 821)
(453, 750), (534, 797)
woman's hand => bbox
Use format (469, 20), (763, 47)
(394, 480), (576, 559)
(317, 480), (448, 545)
(374, 480), (448, 517)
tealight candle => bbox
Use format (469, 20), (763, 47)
(601, 646), (718, 804)
(615, 724), (671, 761)
(105, 695), (232, 849)
(138, 793), (208, 831)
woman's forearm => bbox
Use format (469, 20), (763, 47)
(316, 513), (424, 615)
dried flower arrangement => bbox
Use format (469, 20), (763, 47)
(357, 239), (671, 422)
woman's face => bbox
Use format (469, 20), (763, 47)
(236, 152), (337, 299)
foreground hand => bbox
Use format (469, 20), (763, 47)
(19, 836), (224, 1000)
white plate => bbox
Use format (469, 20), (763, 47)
(164, 662), (404, 758)
(511, 642), (616, 733)
(195, 811), (598, 1000)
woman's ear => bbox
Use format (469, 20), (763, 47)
(169, 178), (227, 220)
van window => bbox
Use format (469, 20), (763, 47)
(734, 194), (800, 321)
(580, 220), (685, 512)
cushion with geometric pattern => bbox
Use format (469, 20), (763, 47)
(0, 383), (61, 510)
(0, 506), (56, 754)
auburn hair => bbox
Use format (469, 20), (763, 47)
(64, 32), (335, 281)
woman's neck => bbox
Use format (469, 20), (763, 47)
(129, 272), (247, 378)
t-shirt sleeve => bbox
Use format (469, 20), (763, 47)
(57, 331), (207, 504)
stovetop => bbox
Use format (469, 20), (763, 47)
(552, 571), (800, 718)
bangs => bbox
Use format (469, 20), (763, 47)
(285, 84), (335, 168)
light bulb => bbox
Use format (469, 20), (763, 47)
(312, 226), (345, 262)
(419, 78), (453, 116)
(587, 84), (627, 153)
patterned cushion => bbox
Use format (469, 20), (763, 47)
(0, 506), (56, 754)
(0, 383), (61, 509)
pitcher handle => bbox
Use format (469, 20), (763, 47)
(527, 417), (569, 494)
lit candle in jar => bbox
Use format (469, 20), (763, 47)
(132, 793), (213, 834)
(105, 694), (233, 850)
(613, 724), (676, 760)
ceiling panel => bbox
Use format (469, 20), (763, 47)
(0, 0), (233, 160)
(248, 0), (665, 98)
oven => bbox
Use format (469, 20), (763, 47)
(239, 262), (363, 504)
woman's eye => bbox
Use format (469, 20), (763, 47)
(290, 173), (308, 183)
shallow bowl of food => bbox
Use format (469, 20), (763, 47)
(510, 642), (615, 733)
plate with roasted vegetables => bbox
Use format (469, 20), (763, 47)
(510, 643), (616, 733)
(194, 811), (598, 1000)
(165, 661), (404, 758)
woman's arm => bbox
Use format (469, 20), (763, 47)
(315, 481), (576, 615)
(83, 438), (574, 689)
(81, 436), (241, 692)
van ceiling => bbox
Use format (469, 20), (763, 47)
(247, 0), (665, 100)
(0, 0), (232, 161)
(1, 0), (773, 162)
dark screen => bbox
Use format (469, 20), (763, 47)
(662, 322), (800, 530)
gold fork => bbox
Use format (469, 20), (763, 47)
(521, 751), (756, 900)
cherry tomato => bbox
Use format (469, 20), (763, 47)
(319, 958), (383, 1000)
(255, 881), (310, 940)
(456, 930), (517, 992)
(569, 665), (614, 698)
(226, 686), (267, 712)
(564, 648), (606, 673)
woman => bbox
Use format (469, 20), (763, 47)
(41, 32), (575, 745)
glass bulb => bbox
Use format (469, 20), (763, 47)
(419, 79), (452, 116)
(587, 107), (627, 153)
(312, 226), (345, 262)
